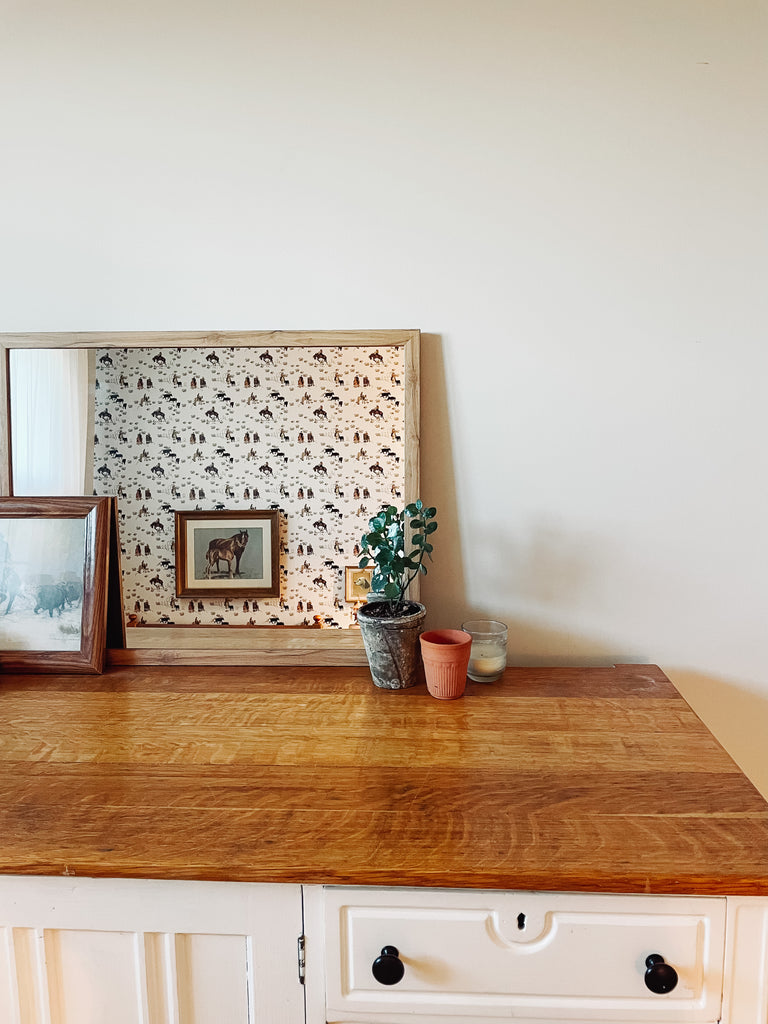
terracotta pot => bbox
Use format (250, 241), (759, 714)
(419, 629), (472, 700)
(357, 600), (427, 689)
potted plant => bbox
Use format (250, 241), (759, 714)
(356, 500), (437, 689)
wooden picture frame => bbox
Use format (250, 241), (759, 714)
(345, 565), (373, 603)
(175, 509), (280, 600)
(0, 496), (111, 672)
(0, 330), (420, 666)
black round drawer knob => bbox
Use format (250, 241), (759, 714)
(644, 954), (679, 994)
(372, 945), (405, 985)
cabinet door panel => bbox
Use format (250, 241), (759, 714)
(174, 933), (250, 1024)
(0, 877), (304, 1024)
(45, 928), (146, 1024)
(722, 897), (768, 1024)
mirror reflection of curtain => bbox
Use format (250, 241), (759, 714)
(10, 349), (89, 495)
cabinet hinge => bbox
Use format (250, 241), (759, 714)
(297, 934), (306, 984)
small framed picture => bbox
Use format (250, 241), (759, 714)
(0, 496), (112, 673)
(345, 565), (374, 603)
(175, 509), (280, 599)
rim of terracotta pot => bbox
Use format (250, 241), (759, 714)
(420, 629), (472, 649)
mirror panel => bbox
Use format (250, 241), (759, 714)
(0, 331), (420, 665)
(9, 348), (90, 496)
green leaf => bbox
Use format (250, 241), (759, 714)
(359, 501), (436, 599)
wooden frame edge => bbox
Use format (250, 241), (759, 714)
(174, 508), (280, 600)
(0, 330), (421, 665)
(0, 496), (111, 673)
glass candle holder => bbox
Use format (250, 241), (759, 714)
(461, 619), (508, 682)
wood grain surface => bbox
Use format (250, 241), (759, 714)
(1, 664), (767, 894)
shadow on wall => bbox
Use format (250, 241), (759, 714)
(465, 521), (608, 613)
(417, 333), (639, 654)
(665, 669), (768, 801)
(416, 339), (767, 803)
(492, 616), (644, 668)
(418, 333), (466, 630)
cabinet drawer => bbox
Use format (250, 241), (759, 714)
(323, 887), (726, 1022)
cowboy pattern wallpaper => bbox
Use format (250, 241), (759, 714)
(92, 345), (406, 628)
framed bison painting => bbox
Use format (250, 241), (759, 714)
(0, 496), (111, 672)
(174, 509), (280, 600)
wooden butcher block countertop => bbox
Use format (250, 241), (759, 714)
(1, 663), (767, 895)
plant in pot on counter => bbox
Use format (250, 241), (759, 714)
(356, 500), (437, 689)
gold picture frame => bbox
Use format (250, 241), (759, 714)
(344, 565), (374, 603)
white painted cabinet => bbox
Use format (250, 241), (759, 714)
(722, 897), (768, 1024)
(0, 877), (305, 1024)
(2, 878), (768, 1024)
(303, 886), (768, 1024)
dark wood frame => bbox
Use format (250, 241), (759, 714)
(174, 509), (280, 600)
(0, 496), (111, 673)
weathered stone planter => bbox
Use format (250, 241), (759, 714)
(357, 600), (427, 689)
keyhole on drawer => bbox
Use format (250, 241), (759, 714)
(517, 912), (526, 930)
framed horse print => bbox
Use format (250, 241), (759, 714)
(0, 496), (111, 672)
(174, 509), (280, 600)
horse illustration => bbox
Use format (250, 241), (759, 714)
(204, 530), (249, 579)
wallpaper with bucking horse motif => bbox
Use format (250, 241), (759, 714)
(91, 346), (406, 628)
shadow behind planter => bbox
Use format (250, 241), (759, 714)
(357, 600), (427, 689)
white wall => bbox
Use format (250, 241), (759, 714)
(2, 1), (767, 792)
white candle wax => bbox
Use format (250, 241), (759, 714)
(467, 643), (506, 680)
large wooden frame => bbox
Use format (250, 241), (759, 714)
(0, 331), (420, 666)
(0, 496), (111, 673)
